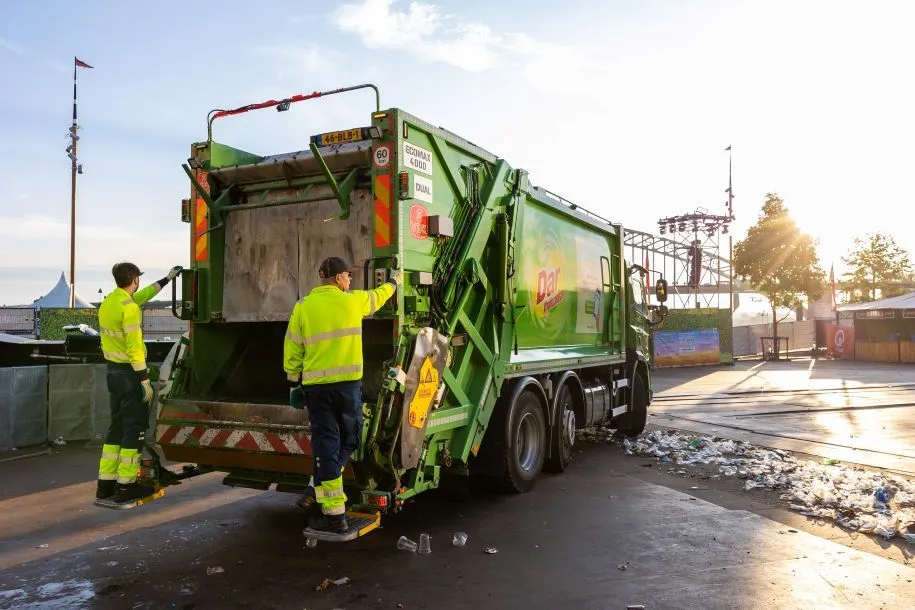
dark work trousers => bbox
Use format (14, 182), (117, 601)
(105, 363), (149, 450)
(302, 381), (362, 487)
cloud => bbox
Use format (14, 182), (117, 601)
(0, 37), (24, 55)
(331, 0), (536, 72)
(255, 43), (345, 79)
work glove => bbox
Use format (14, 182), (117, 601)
(289, 385), (307, 410)
(140, 379), (154, 404)
(167, 265), (183, 281)
(389, 268), (403, 285)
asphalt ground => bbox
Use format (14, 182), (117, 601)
(1, 358), (914, 609)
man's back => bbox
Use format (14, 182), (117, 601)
(285, 282), (394, 386)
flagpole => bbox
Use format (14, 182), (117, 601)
(68, 58), (78, 307)
(67, 57), (92, 307)
(726, 145), (734, 313)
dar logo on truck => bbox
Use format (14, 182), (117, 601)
(534, 267), (564, 316)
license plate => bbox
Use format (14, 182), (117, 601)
(316, 128), (366, 147)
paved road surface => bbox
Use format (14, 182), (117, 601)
(652, 359), (915, 474)
(2, 443), (914, 609)
(3, 358), (915, 609)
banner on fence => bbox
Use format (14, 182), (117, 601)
(654, 328), (721, 367)
(826, 324), (855, 358)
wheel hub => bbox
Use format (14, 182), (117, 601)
(563, 408), (576, 447)
(516, 412), (539, 472)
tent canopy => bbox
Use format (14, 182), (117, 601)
(837, 291), (915, 312)
(31, 272), (93, 308)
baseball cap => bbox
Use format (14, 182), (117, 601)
(319, 257), (358, 279)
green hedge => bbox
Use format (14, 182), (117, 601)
(39, 308), (100, 340)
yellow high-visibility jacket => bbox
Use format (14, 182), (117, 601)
(284, 283), (395, 386)
(98, 284), (161, 374)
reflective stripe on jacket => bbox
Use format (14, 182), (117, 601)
(284, 282), (395, 386)
(98, 284), (160, 371)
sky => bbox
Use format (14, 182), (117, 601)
(1, 0), (914, 306)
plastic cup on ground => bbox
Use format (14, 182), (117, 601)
(452, 532), (468, 547)
(418, 533), (431, 554)
(397, 536), (418, 552)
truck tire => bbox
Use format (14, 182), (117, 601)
(546, 377), (579, 473)
(502, 388), (547, 492)
(616, 372), (648, 437)
(474, 382), (547, 493)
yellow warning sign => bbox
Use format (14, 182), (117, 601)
(408, 356), (438, 429)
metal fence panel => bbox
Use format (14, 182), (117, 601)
(142, 310), (188, 338)
(0, 366), (48, 450)
(732, 327), (751, 356)
(793, 320), (816, 349)
(47, 364), (93, 441)
(91, 365), (111, 445)
(732, 320), (817, 356)
(0, 307), (36, 334)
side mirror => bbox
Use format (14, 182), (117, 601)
(655, 278), (668, 303)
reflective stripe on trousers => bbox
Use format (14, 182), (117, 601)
(98, 443), (121, 481)
(315, 476), (347, 515)
(116, 448), (142, 485)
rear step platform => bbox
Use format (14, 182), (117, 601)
(303, 511), (381, 545)
(93, 488), (165, 510)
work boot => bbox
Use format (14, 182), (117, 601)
(112, 482), (155, 504)
(96, 480), (116, 500)
(297, 486), (321, 516)
(308, 513), (348, 534)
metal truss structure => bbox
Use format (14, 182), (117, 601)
(623, 222), (734, 310)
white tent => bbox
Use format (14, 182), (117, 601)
(837, 291), (915, 312)
(30, 272), (93, 308)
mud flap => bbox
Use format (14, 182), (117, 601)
(302, 511), (381, 544)
(93, 487), (166, 510)
(398, 327), (450, 470)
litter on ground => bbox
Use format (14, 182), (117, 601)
(582, 427), (915, 544)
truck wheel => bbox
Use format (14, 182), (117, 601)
(546, 379), (577, 472)
(616, 372), (647, 437)
(501, 388), (547, 492)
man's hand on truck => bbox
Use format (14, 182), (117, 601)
(389, 268), (403, 285)
(167, 266), (183, 281)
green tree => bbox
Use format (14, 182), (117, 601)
(733, 193), (825, 342)
(841, 234), (912, 302)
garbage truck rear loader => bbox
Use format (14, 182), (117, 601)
(151, 85), (666, 527)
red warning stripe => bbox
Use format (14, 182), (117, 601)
(193, 169), (209, 262)
(374, 173), (392, 248)
(155, 425), (312, 455)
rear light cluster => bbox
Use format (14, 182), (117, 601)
(364, 493), (389, 508)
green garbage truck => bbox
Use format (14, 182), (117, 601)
(151, 84), (667, 529)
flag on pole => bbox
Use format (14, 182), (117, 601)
(644, 252), (651, 294)
(724, 145), (731, 151)
(75, 57), (94, 69)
